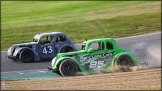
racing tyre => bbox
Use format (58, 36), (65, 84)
(19, 49), (34, 63)
(60, 46), (74, 53)
(59, 59), (79, 76)
(115, 54), (134, 67)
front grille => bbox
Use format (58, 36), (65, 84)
(54, 56), (58, 65)
(11, 46), (16, 55)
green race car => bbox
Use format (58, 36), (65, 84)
(48, 38), (147, 76)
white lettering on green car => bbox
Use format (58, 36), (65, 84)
(80, 52), (114, 61)
(79, 52), (114, 68)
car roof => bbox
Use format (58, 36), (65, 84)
(34, 32), (66, 38)
(39, 32), (65, 36)
(83, 38), (115, 43)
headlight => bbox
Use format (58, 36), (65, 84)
(51, 57), (56, 67)
(7, 47), (12, 55)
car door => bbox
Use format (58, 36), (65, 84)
(87, 42), (107, 69)
(38, 35), (56, 59)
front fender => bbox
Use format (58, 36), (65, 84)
(53, 57), (87, 72)
(13, 47), (41, 61)
(13, 47), (24, 56)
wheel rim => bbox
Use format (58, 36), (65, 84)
(62, 62), (75, 74)
(22, 52), (31, 61)
(118, 57), (131, 66)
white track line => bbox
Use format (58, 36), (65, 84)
(116, 32), (161, 40)
(1, 69), (48, 73)
(73, 32), (161, 46)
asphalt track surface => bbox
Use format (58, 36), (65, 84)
(1, 32), (161, 72)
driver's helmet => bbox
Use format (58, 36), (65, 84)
(50, 36), (54, 41)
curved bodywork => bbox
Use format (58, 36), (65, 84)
(6, 32), (77, 62)
(48, 38), (146, 76)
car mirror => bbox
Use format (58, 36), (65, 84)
(87, 48), (93, 52)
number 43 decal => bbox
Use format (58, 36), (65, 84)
(42, 46), (53, 54)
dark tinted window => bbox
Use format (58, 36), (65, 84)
(56, 35), (67, 42)
(81, 43), (86, 50)
(106, 42), (113, 50)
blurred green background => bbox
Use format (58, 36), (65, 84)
(1, 1), (161, 50)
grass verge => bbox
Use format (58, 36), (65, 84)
(1, 1), (161, 50)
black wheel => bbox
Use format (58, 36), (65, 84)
(115, 54), (134, 67)
(59, 59), (79, 76)
(60, 46), (74, 53)
(19, 49), (34, 63)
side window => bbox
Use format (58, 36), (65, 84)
(50, 36), (54, 42)
(98, 42), (104, 50)
(40, 36), (47, 44)
(88, 42), (104, 51)
(106, 42), (113, 50)
(40, 36), (53, 44)
(56, 35), (67, 42)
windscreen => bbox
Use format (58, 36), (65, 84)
(81, 43), (86, 50)
(32, 34), (40, 42)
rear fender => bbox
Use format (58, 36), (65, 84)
(110, 52), (140, 66)
(58, 45), (77, 53)
(54, 57), (86, 72)
(13, 47), (41, 61)
(68, 44), (78, 51)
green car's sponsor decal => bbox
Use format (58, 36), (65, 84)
(80, 52), (114, 61)
(79, 52), (114, 70)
